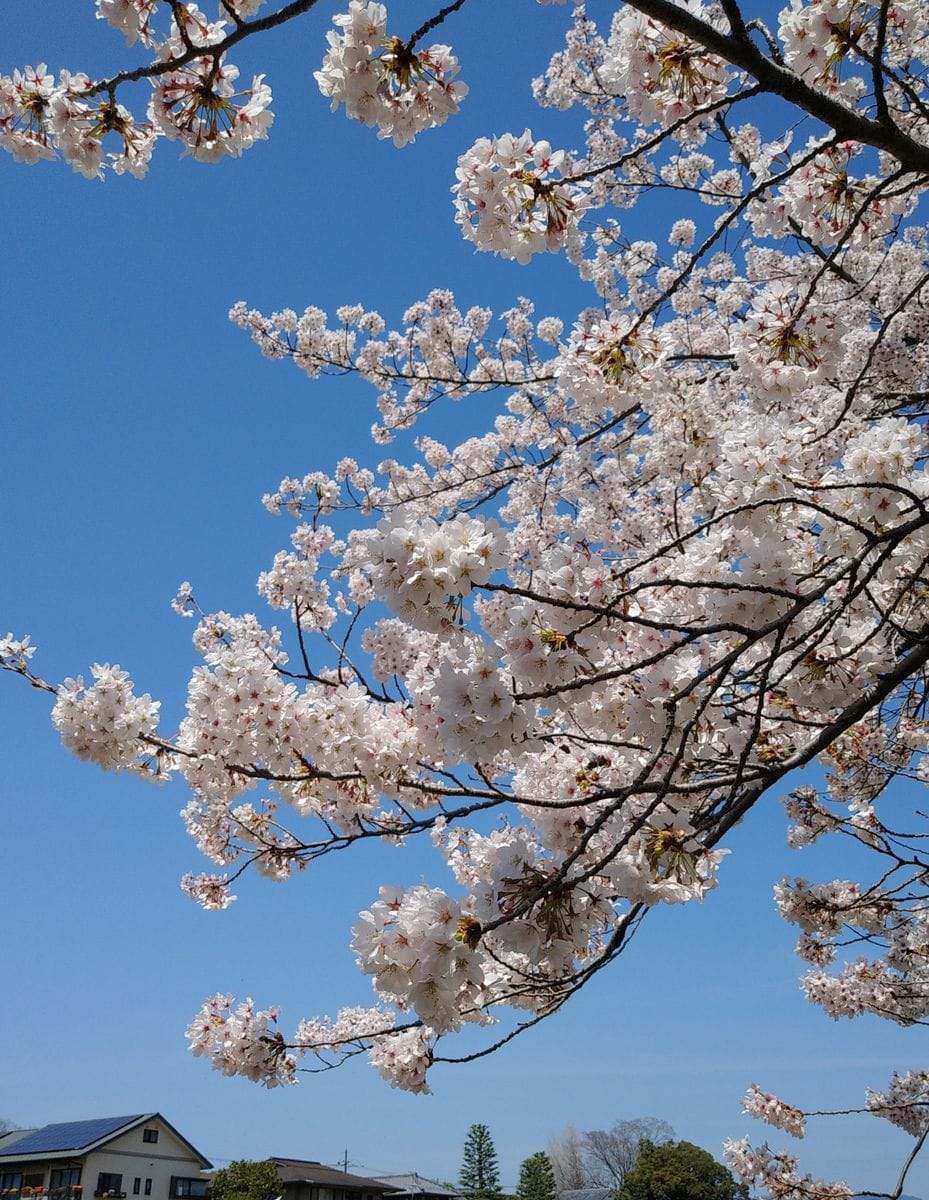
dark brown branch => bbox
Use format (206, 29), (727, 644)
(84, 0), (322, 99)
(623, 0), (929, 174)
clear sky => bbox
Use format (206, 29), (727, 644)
(1, 1), (926, 1194)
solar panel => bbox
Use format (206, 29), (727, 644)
(0, 1117), (145, 1156)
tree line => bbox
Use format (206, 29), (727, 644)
(203, 1123), (746, 1200)
(459, 1120), (746, 1200)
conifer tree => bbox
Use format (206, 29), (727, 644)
(516, 1154), (556, 1200)
(459, 1125), (501, 1200)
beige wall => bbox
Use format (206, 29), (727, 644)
(85, 1118), (207, 1200)
(0, 1118), (208, 1200)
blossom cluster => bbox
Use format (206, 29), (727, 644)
(150, 62), (273, 163)
(294, 1004), (392, 1053)
(724, 1138), (851, 1200)
(866, 1070), (929, 1137)
(774, 878), (890, 938)
(96, 1), (268, 48)
(315, 1), (467, 147)
(51, 663), (161, 774)
(180, 872), (237, 910)
(351, 885), (485, 1034)
(555, 310), (666, 418)
(600, 2), (731, 129)
(2, 4), (277, 174)
(186, 993), (297, 1086)
(0, 64), (157, 178)
(777, 0), (929, 121)
(186, 993), (434, 1092)
(0, 633), (36, 670)
(749, 141), (914, 250)
(367, 1025), (434, 1093)
(360, 513), (505, 632)
(741, 1084), (806, 1138)
(453, 131), (587, 263)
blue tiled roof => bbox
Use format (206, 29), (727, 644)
(0, 1117), (145, 1156)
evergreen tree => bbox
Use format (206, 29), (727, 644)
(615, 1141), (748, 1200)
(516, 1154), (556, 1200)
(210, 1161), (281, 1200)
(459, 1125), (501, 1200)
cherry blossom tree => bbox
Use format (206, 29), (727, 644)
(5, 0), (929, 1195)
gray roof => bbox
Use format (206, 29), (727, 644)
(559, 1189), (613, 1200)
(270, 1161), (401, 1193)
(372, 1178), (463, 1199)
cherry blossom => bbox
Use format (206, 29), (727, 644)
(600, 1), (731, 129)
(315, 1), (467, 147)
(95, 0), (161, 48)
(741, 1085), (807, 1138)
(867, 1069), (929, 1137)
(0, 65), (63, 164)
(453, 130), (588, 263)
(6, 1), (929, 1193)
(724, 1137), (851, 1200)
(149, 60), (272, 161)
(51, 663), (161, 775)
(186, 994), (297, 1086)
(367, 1025), (435, 1093)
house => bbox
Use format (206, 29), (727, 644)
(0, 1114), (211, 1200)
(371, 1175), (464, 1200)
(558, 1189), (613, 1200)
(268, 1159), (400, 1200)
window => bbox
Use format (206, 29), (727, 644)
(144, 1185), (151, 1197)
(170, 1181), (208, 1199)
(133, 1183), (141, 1195)
(51, 1173), (81, 1192)
(0, 1173), (23, 1194)
(95, 1174), (123, 1198)
(142, 1131), (158, 1145)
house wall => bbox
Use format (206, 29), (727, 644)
(282, 1184), (389, 1200)
(84, 1119), (207, 1200)
(0, 1119), (208, 1200)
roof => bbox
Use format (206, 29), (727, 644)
(0, 1117), (148, 1158)
(270, 1161), (401, 1193)
(372, 1177), (463, 1199)
(0, 1115), (211, 1170)
(0, 1131), (38, 1154)
(559, 1190), (613, 1200)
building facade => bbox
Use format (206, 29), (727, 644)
(0, 1114), (211, 1200)
(269, 1159), (400, 1200)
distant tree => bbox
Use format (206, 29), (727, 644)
(546, 1126), (587, 1193)
(547, 1120), (675, 1191)
(210, 1161), (281, 1200)
(615, 1141), (748, 1200)
(583, 1120), (675, 1190)
(516, 1154), (556, 1200)
(459, 1125), (501, 1200)
(0, 1119), (18, 1136)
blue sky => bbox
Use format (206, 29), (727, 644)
(1, 1), (927, 1193)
